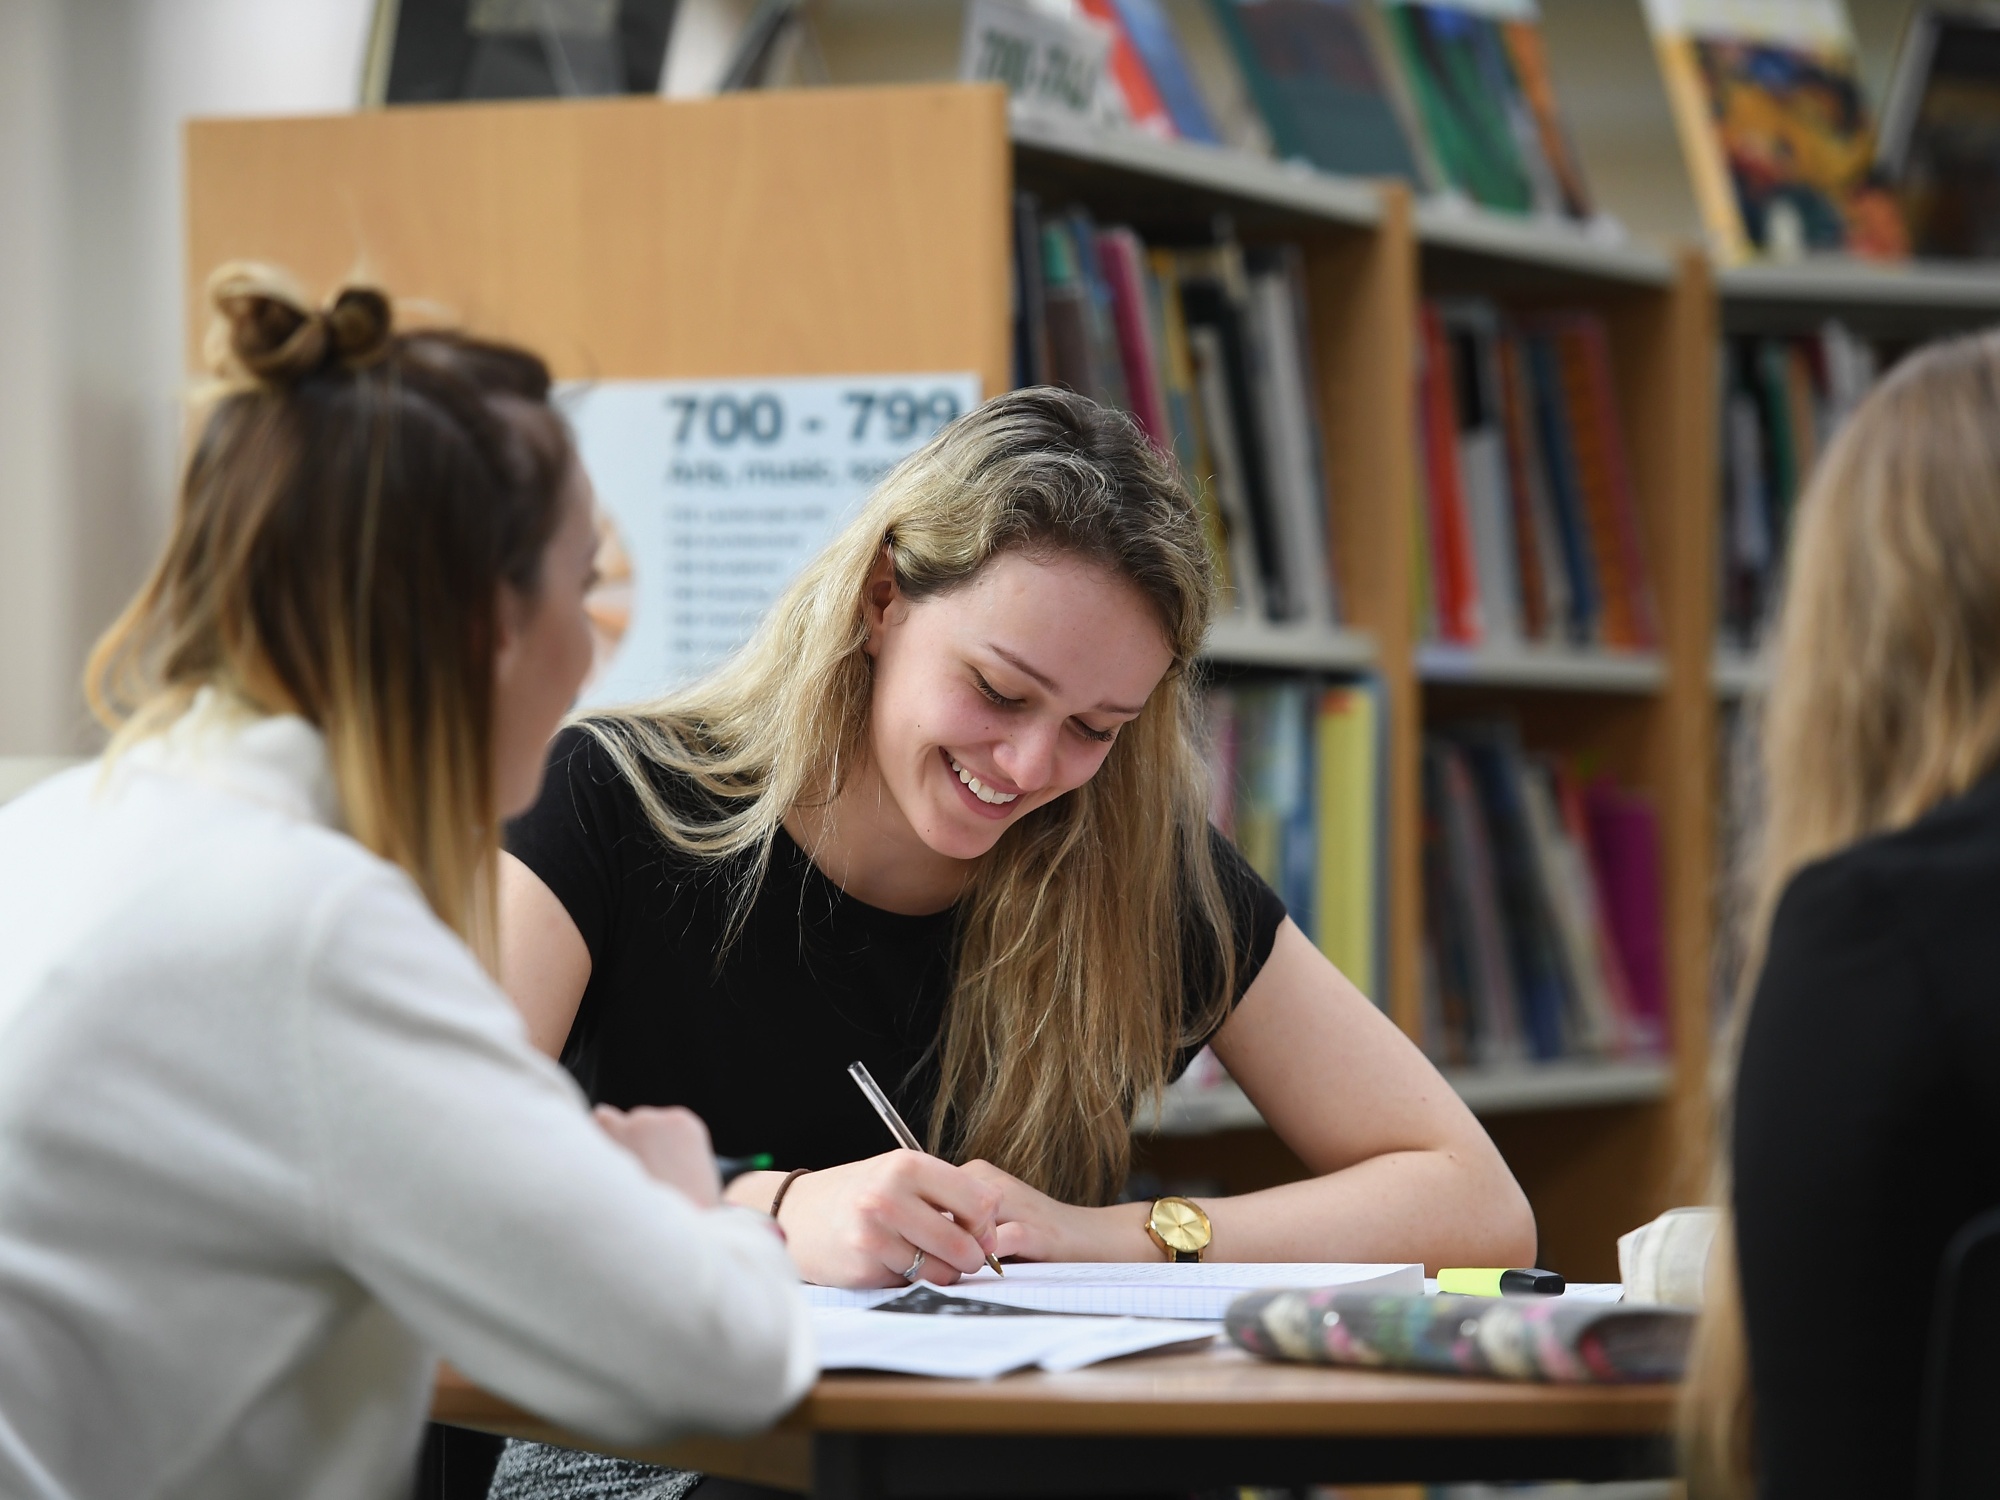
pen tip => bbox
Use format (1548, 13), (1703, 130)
(987, 1254), (1005, 1277)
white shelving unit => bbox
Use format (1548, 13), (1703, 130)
(1712, 647), (1767, 699)
(1010, 106), (1677, 301)
(1415, 198), (1673, 287)
(1415, 643), (1666, 693)
(1447, 1057), (1673, 1115)
(1138, 1056), (1674, 1136)
(1719, 258), (2000, 313)
(1202, 618), (1376, 674)
(1009, 108), (1378, 229)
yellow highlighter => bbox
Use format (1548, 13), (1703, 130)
(1437, 1267), (1566, 1297)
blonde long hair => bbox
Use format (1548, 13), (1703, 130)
(583, 387), (1229, 1205)
(1684, 329), (2000, 1495)
(87, 264), (572, 961)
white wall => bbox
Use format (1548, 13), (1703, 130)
(0, 0), (372, 754)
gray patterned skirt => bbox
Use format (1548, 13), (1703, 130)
(484, 1439), (702, 1500)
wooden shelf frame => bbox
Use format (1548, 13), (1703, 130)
(185, 84), (1724, 1282)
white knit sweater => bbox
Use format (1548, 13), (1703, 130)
(0, 700), (813, 1500)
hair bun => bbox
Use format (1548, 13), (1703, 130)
(325, 287), (393, 368)
(203, 263), (394, 386)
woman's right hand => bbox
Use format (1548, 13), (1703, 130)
(759, 1151), (1003, 1288)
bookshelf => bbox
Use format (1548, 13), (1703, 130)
(1203, 619), (1375, 674)
(1415, 644), (1665, 693)
(186, 85), (1720, 1281)
(1414, 199), (1675, 290)
(1140, 1057), (1674, 1137)
(1719, 259), (2000, 333)
(1712, 647), (1768, 700)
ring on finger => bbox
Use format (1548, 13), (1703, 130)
(900, 1249), (926, 1283)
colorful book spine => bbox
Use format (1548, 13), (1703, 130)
(1207, 675), (1384, 995)
(1079, 0), (1180, 137)
(1315, 682), (1379, 1000)
(1493, 328), (1550, 641)
(1583, 777), (1666, 1053)
(1523, 330), (1598, 643)
(1420, 727), (1664, 1067)
(1113, 0), (1222, 143)
(1013, 205), (1350, 630)
(1546, 316), (1658, 649)
(1417, 305), (1483, 644)
(1097, 228), (1173, 450)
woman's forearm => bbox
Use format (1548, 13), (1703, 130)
(1067, 1147), (1537, 1274)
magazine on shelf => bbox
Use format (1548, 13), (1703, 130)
(1640, 0), (1908, 263)
(1161, 0), (1278, 154)
(1876, 3), (2000, 258)
(1207, 0), (1431, 182)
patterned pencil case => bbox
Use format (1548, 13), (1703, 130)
(1224, 1290), (1694, 1383)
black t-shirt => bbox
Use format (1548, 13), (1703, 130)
(504, 725), (1287, 1173)
(1733, 769), (2000, 1499)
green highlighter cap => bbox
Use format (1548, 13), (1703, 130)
(1436, 1267), (1566, 1297)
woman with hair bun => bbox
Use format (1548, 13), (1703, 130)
(0, 266), (810, 1500)
(490, 386), (1537, 1494)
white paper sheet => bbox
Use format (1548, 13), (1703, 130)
(804, 1261), (1424, 1321)
(810, 1307), (1214, 1378)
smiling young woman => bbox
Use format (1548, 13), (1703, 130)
(490, 386), (1535, 1497)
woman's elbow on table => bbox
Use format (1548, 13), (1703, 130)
(1456, 1144), (1539, 1272)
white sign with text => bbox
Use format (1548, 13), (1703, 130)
(564, 372), (982, 706)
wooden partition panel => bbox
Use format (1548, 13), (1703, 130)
(185, 86), (1013, 393)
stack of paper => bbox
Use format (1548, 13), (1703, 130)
(810, 1308), (1213, 1379)
(805, 1261), (1424, 1323)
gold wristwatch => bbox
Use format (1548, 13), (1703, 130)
(1144, 1196), (1212, 1262)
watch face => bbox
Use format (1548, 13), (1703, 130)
(1152, 1197), (1209, 1254)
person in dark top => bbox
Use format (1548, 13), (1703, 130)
(483, 387), (1536, 1498)
(1682, 330), (2000, 1500)
(500, 387), (1532, 1279)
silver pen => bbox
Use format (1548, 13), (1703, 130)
(847, 1060), (1005, 1277)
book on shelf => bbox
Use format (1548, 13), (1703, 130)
(1205, 675), (1383, 1000)
(1413, 299), (1656, 651)
(1379, 1), (1531, 216)
(1160, 0), (1277, 154)
(364, 0), (680, 103)
(1640, 0), (1908, 264)
(1205, 0), (1431, 182)
(1080, 0), (1183, 137)
(1013, 200), (1343, 627)
(1088, 0), (1226, 143)
(1421, 724), (1662, 1068)
(1717, 321), (1877, 649)
(1877, 3), (2000, 259)
(1370, 0), (1596, 219)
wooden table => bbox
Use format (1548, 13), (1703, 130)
(434, 1347), (1677, 1497)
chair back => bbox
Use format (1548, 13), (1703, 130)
(1919, 1206), (2000, 1498)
